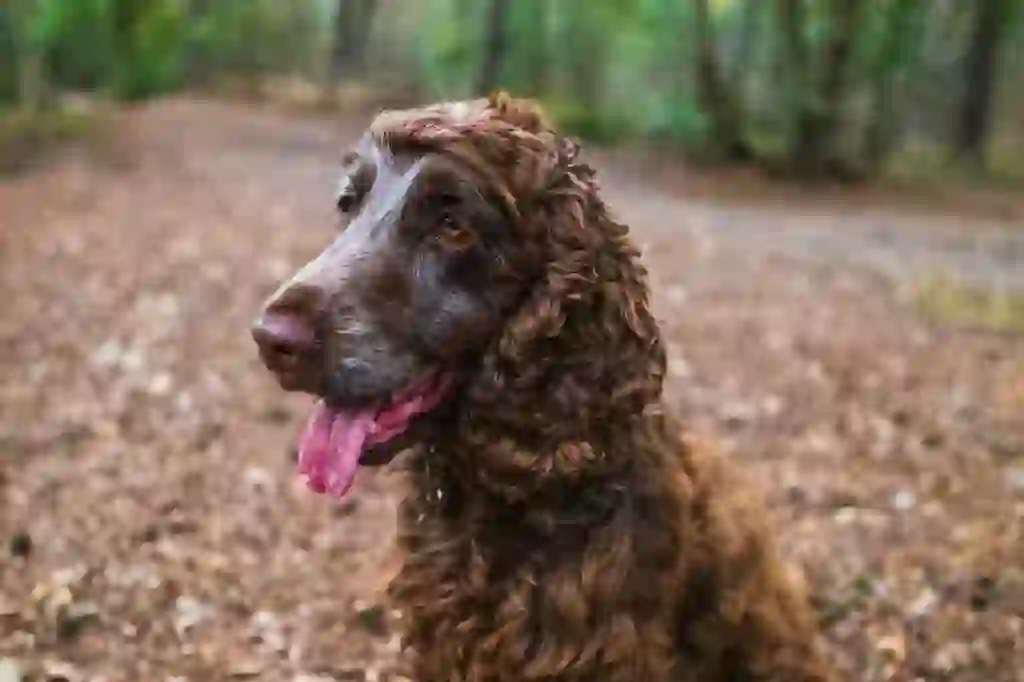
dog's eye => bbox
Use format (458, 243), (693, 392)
(437, 218), (475, 250)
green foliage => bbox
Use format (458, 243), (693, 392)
(110, 0), (188, 100)
(412, 0), (483, 99)
(0, 0), (1020, 180)
(0, 7), (17, 102)
(187, 0), (328, 81)
(0, 0), (328, 106)
(359, 0), (1023, 173)
(45, 0), (115, 91)
(503, 0), (548, 96)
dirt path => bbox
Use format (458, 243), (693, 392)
(611, 184), (1024, 292)
(1, 98), (1022, 682)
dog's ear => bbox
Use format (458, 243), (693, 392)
(465, 141), (666, 460)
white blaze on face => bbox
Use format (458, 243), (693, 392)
(261, 142), (427, 322)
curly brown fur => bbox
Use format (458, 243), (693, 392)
(254, 93), (837, 681)
(386, 95), (835, 681)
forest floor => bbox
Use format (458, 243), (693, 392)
(1, 97), (1022, 682)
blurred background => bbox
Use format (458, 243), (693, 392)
(1, 0), (1023, 178)
(1, 2), (1023, 682)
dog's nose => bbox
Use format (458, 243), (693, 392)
(252, 312), (316, 359)
(252, 283), (323, 362)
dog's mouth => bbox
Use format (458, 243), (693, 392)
(296, 372), (452, 497)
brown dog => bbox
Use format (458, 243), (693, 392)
(252, 93), (836, 681)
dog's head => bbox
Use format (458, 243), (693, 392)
(253, 94), (663, 497)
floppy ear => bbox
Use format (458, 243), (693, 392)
(459, 137), (667, 493)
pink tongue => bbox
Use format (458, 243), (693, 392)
(293, 376), (452, 499)
(296, 401), (376, 497)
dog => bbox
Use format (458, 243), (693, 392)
(252, 93), (836, 681)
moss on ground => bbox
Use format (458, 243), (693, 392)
(913, 274), (1024, 335)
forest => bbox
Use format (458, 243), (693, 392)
(1, 0), (1022, 179)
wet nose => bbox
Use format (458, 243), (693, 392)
(251, 283), (323, 362)
(252, 312), (317, 360)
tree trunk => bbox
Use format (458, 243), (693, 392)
(477, 0), (510, 95)
(13, 0), (44, 113)
(862, 0), (924, 172)
(184, 0), (214, 85)
(563, 8), (605, 112)
(778, 0), (862, 177)
(521, 0), (548, 96)
(16, 50), (44, 113)
(731, 0), (761, 86)
(954, 0), (1008, 168)
(775, 0), (810, 169)
(9, 0), (44, 112)
(109, 0), (142, 97)
(813, 0), (862, 174)
(863, 75), (897, 173)
(331, 0), (378, 81)
(692, 0), (751, 160)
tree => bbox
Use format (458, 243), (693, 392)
(517, 0), (549, 96)
(776, 0), (863, 178)
(477, 0), (510, 95)
(731, 0), (763, 94)
(559, 3), (608, 115)
(954, 0), (1013, 168)
(331, 0), (378, 80)
(775, 0), (811, 168)
(183, 0), (213, 84)
(861, 0), (926, 172)
(691, 0), (750, 160)
(9, 0), (47, 112)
